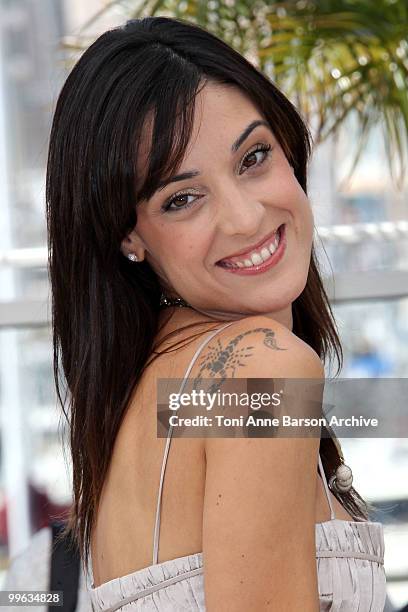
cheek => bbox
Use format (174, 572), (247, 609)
(299, 192), (314, 229)
(138, 210), (206, 265)
(266, 163), (311, 220)
(288, 182), (314, 233)
(137, 215), (181, 257)
(303, 197), (315, 240)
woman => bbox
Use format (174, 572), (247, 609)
(46, 16), (386, 611)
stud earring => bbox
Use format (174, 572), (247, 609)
(127, 253), (139, 262)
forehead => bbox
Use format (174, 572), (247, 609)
(181, 83), (264, 158)
(137, 83), (263, 168)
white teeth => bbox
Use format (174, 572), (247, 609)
(219, 227), (281, 269)
(251, 253), (263, 265)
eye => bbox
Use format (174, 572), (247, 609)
(161, 190), (201, 213)
(239, 143), (272, 174)
(160, 142), (273, 214)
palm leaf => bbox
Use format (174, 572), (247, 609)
(61, 0), (408, 187)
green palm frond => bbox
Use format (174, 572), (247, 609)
(261, 1), (408, 186)
(63, 0), (408, 187)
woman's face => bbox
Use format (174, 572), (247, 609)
(123, 82), (314, 328)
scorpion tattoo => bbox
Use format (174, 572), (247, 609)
(191, 327), (287, 395)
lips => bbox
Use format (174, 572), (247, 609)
(216, 224), (284, 266)
(215, 223), (287, 275)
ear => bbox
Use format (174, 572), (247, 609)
(120, 227), (147, 261)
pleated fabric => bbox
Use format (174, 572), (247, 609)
(88, 552), (205, 612)
(316, 519), (386, 611)
(88, 519), (386, 612)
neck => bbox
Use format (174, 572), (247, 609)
(193, 305), (293, 331)
(159, 303), (293, 332)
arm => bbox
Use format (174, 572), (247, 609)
(202, 316), (324, 612)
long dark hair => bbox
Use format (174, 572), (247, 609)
(46, 16), (370, 568)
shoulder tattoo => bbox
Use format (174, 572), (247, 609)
(192, 327), (287, 393)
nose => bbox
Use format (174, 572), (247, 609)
(214, 178), (266, 237)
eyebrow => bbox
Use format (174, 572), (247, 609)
(156, 119), (271, 191)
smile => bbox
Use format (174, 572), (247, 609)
(216, 224), (286, 275)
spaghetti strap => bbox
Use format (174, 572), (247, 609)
(318, 453), (336, 521)
(152, 321), (235, 565)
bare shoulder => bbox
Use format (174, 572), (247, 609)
(190, 314), (324, 381)
(200, 315), (322, 610)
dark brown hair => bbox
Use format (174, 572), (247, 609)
(46, 16), (370, 568)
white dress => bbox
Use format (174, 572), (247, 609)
(88, 322), (386, 611)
